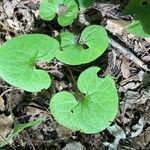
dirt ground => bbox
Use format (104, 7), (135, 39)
(0, 0), (150, 149)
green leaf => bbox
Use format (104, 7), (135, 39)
(56, 25), (109, 65)
(127, 17), (150, 37)
(76, 0), (95, 10)
(123, 0), (150, 37)
(0, 118), (44, 148)
(39, 0), (78, 26)
(0, 34), (59, 92)
(12, 118), (44, 135)
(123, 0), (142, 14)
(50, 67), (118, 134)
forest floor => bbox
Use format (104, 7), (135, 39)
(0, 0), (150, 149)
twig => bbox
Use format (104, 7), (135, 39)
(109, 36), (150, 71)
(0, 89), (12, 97)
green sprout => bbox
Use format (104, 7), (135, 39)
(39, 0), (78, 26)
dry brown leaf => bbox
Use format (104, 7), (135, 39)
(0, 114), (13, 144)
(142, 55), (150, 62)
(121, 58), (130, 79)
(106, 19), (129, 34)
(134, 127), (150, 149)
(0, 97), (5, 111)
(24, 102), (48, 122)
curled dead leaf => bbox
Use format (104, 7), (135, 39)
(121, 58), (130, 79)
(134, 127), (150, 149)
(0, 114), (13, 144)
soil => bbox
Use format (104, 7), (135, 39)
(0, 0), (150, 150)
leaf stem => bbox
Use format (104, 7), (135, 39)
(67, 67), (85, 101)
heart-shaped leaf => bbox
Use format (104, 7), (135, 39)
(0, 34), (59, 92)
(39, 0), (78, 26)
(123, 0), (150, 37)
(50, 67), (118, 134)
(75, 0), (95, 10)
(56, 25), (109, 65)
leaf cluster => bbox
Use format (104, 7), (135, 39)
(0, 0), (120, 140)
(0, 25), (108, 92)
(2, 0), (150, 146)
(39, 0), (95, 26)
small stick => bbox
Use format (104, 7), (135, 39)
(109, 36), (150, 71)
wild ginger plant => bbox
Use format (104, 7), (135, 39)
(3, 0), (143, 141)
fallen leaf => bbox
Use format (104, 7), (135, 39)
(62, 142), (83, 150)
(2, 0), (18, 18)
(121, 58), (130, 79)
(131, 118), (145, 138)
(103, 124), (126, 150)
(0, 114), (13, 145)
(106, 19), (129, 35)
(134, 127), (150, 149)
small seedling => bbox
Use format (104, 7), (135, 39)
(50, 67), (118, 134)
(39, 0), (78, 26)
(56, 25), (109, 65)
(0, 118), (44, 148)
(123, 0), (150, 37)
(0, 34), (59, 92)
